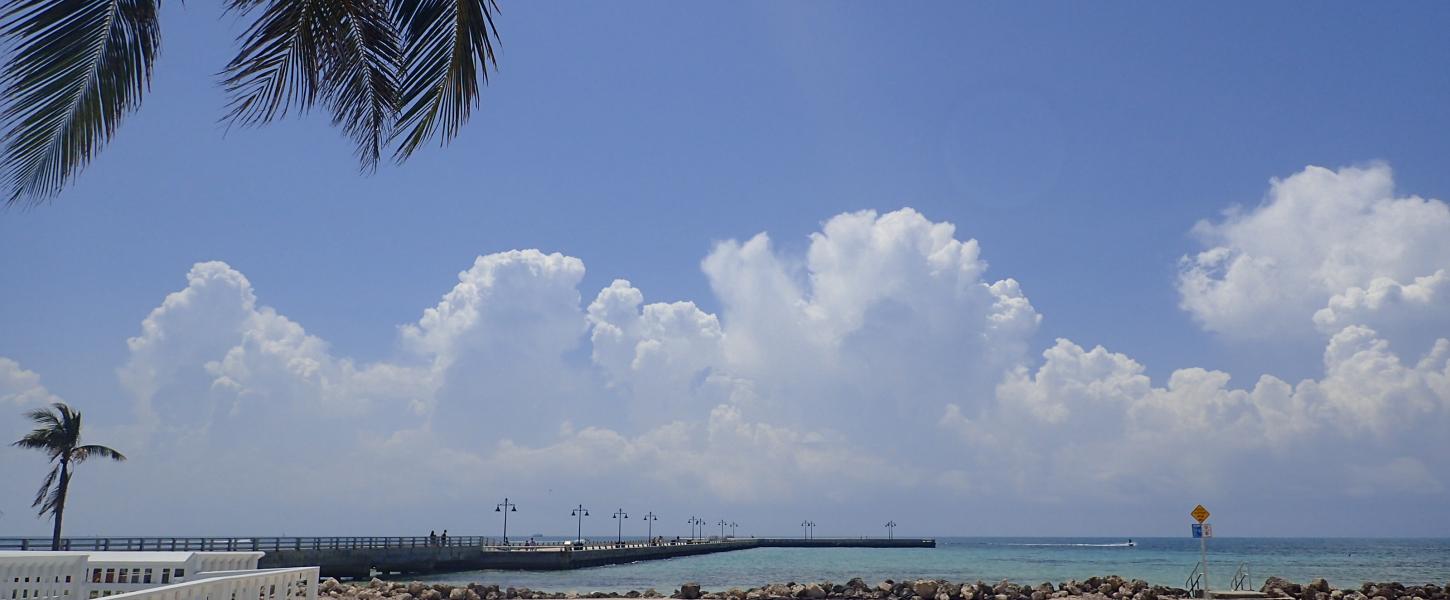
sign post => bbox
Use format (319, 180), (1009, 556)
(1192, 505), (1212, 599)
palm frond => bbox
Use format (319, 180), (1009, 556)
(23, 405), (60, 428)
(71, 444), (127, 463)
(38, 474), (64, 516)
(221, 0), (325, 126)
(223, 0), (403, 170)
(13, 404), (69, 460)
(31, 465), (58, 511)
(318, 0), (402, 170)
(57, 402), (81, 438)
(390, 0), (498, 161)
(0, 0), (160, 207)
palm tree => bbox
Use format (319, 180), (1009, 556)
(0, 0), (501, 206)
(12, 402), (127, 550)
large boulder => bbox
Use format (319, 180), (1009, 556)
(914, 582), (940, 598)
(680, 583), (703, 600)
(1264, 578), (1301, 598)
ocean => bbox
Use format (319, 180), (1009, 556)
(410, 538), (1450, 593)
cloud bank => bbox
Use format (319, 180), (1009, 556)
(2, 167), (1448, 536)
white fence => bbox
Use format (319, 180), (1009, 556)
(0, 553), (88, 600)
(2, 553), (274, 600)
(80, 553), (263, 598)
(101, 568), (317, 600)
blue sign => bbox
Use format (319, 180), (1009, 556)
(1191, 523), (1203, 538)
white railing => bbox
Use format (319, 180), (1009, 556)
(2, 552), (267, 600)
(0, 553), (89, 600)
(100, 568), (316, 600)
(80, 552), (263, 598)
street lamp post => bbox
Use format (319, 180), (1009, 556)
(613, 509), (629, 545)
(884, 521), (897, 540)
(643, 512), (658, 543)
(494, 498), (517, 544)
(729, 522), (738, 537)
(801, 520), (815, 540)
(571, 505), (590, 543)
(717, 519), (727, 538)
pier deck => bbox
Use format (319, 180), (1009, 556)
(0, 537), (935, 579)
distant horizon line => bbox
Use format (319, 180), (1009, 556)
(2, 534), (1447, 540)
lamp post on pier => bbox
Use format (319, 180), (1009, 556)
(613, 509), (629, 545)
(729, 522), (738, 537)
(884, 521), (897, 539)
(643, 512), (658, 543)
(801, 520), (815, 540)
(688, 516), (702, 540)
(571, 505), (590, 543)
(495, 498), (517, 544)
(717, 519), (727, 538)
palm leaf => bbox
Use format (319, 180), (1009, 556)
(390, 0), (498, 161)
(13, 404), (68, 460)
(222, 0), (402, 170)
(71, 443), (127, 463)
(38, 475), (64, 516)
(0, 0), (160, 207)
(31, 465), (58, 511)
(220, 0), (326, 126)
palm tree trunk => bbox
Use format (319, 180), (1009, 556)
(50, 459), (69, 551)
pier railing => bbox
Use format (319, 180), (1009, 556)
(0, 537), (496, 552)
(481, 538), (736, 552)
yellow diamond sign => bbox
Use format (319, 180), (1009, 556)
(1191, 504), (1210, 523)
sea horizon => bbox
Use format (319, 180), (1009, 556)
(381, 537), (1450, 593)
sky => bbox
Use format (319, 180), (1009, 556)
(2, 3), (1450, 539)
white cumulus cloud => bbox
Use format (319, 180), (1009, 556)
(1178, 164), (1450, 343)
(7, 192), (1450, 536)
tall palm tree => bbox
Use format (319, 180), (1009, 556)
(12, 402), (127, 550)
(0, 0), (501, 206)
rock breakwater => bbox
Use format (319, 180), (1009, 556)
(323, 576), (1449, 600)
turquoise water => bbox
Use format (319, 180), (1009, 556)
(412, 538), (1450, 593)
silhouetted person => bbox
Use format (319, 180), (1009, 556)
(441, 530), (449, 546)
(429, 530), (437, 547)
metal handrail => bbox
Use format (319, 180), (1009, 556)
(1186, 561), (1204, 598)
(0, 536), (497, 552)
(1231, 562), (1251, 591)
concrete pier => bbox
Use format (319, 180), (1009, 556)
(1, 536), (934, 580)
(256, 538), (936, 578)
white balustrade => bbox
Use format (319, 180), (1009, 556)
(0, 552), (89, 600)
(2, 552), (270, 600)
(101, 568), (317, 600)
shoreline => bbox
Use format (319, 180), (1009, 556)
(325, 575), (1449, 600)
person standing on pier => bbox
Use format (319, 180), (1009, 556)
(429, 530), (438, 547)
(441, 530), (449, 546)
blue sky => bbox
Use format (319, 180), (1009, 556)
(3, 3), (1450, 537)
